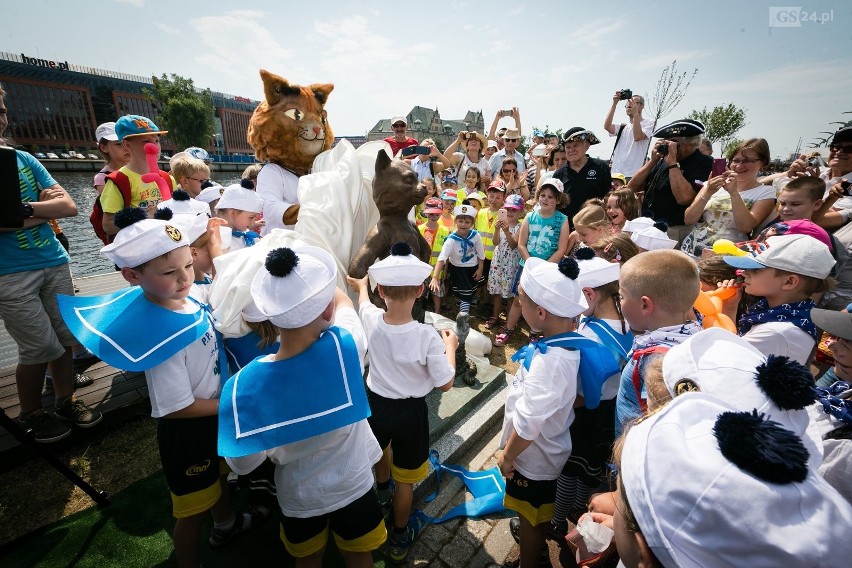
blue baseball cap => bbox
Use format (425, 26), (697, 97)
(185, 147), (211, 162)
(115, 115), (167, 141)
(442, 175), (458, 185)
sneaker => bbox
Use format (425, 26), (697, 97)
(18, 409), (71, 443)
(510, 516), (521, 544)
(209, 506), (268, 549)
(376, 480), (395, 523)
(389, 517), (423, 565)
(74, 373), (94, 389)
(54, 398), (103, 428)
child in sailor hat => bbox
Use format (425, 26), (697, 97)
(631, 221), (677, 251)
(346, 242), (458, 560)
(430, 204), (485, 317)
(168, 211), (227, 304)
(216, 185), (264, 252)
(498, 256), (586, 568)
(221, 245), (386, 564)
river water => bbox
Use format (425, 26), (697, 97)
(54, 171), (243, 277)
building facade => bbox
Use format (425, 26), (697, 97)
(367, 106), (485, 150)
(0, 52), (258, 156)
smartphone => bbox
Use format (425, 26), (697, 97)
(711, 158), (727, 178)
(498, 208), (508, 223)
(400, 145), (430, 157)
(532, 145), (547, 157)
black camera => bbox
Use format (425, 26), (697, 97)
(656, 143), (669, 156)
(619, 89), (633, 100)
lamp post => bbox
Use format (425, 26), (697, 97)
(212, 133), (222, 158)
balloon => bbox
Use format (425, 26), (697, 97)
(693, 289), (737, 333)
(141, 142), (172, 201)
(712, 239), (746, 257)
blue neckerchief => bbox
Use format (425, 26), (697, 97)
(58, 287), (210, 372)
(194, 276), (213, 285)
(217, 326), (371, 458)
(232, 229), (259, 247)
(814, 381), (852, 425)
(448, 229), (479, 263)
(194, 299), (232, 386)
(511, 331), (621, 409)
(581, 316), (633, 365)
(737, 298), (817, 339)
(223, 332), (279, 372)
(413, 450), (505, 525)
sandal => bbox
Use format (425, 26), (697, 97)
(494, 328), (514, 347)
(485, 317), (499, 329)
(209, 505), (269, 549)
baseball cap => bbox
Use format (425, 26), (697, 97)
(114, 114), (167, 141)
(723, 234), (835, 279)
(391, 116), (407, 126)
(442, 175), (458, 185)
(755, 219), (833, 251)
(466, 191), (485, 205)
(422, 197), (443, 215)
(185, 147), (211, 162)
(95, 122), (118, 142)
(486, 140), (499, 150)
(832, 125), (852, 145)
(611, 173), (627, 184)
(487, 180), (506, 193)
(540, 178), (564, 193)
(440, 189), (458, 201)
(503, 195), (525, 210)
(812, 308), (852, 341)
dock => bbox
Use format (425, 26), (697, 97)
(0, 272), (146, 455)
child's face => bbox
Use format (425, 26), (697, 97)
(777, 189), (820, 222)
(607, 196), (626, 225)
(442, 199), (455, 213)
(130, 247), (194, 309)
(505, 208), (520, 222)
(576, 226), (607, 246)
(225, 209), (258, 231)
(423, 180), (436, 195)
(468, 200), (482, 211)
(619, 285), (649, 332)
(827, 335), (852, 378)
(740, 267), (786, 298)
(611, 179), (626, 189)
(123, 134), (161, 157)
(191, 244), (213, 275)
(537, 188), (558, 213)
(455, 216), (474, 231)
(516, 285), (542, 332)
(426, 213), (441, 224)
(180, 173), (208, 198)
(487, 190), (504, 209)
(465, 169), (479, 187)
(100, 140), (130, 164)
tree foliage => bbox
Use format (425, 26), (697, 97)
(144, 74), (216, 150)
(646, 60), (698, 133)
(688, 104), (748, 153)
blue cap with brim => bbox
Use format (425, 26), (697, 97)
(722, 255), (766, 270)
(115, 114), (168, 141)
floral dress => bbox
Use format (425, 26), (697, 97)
(488, 223), (522, 298)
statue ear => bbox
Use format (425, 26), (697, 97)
(376, 149), (392, 171)
(259, 69), (300, 106)
(309, 83), (334, 106)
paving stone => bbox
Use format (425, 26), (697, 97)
(438, 535), (477, 566)
(459, 517), (493, 547)
(468, 517), (516, 568)
(407, 539), (437, 567)
(421, 524), (454, 553)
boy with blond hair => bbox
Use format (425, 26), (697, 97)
(170, 156), (211, 198)
(347, 242), (457, 563)
(614, 249), (702, 434)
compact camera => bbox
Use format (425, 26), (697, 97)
(656, 143), (669, 156)
(619, 89), (633, 100)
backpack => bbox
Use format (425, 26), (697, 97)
(90, 169), (174, 245)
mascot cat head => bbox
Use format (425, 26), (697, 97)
(373, 151), (427, 215)
(247, 69), (334, 174)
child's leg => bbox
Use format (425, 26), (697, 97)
(504, 297), (521, 330)
(491, 294), (502, 321)
(392, 481), (414, 531)
(173, 512), (206, 568)
(294, 552), (325, 568)
(518, 515), (548, 568)
(338, 550), (375, 568)
(210, 475), (233, 523)
(375, 445), (392, 485)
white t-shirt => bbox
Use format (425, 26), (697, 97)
(578, 317), (629, 401)
(225, 306), (382, 518)
(218, 226), (251, 253)
(256, 163), (299, 233)
(741, 321), (815, 366)
(358, 302), (454, 398)
(437, 232), (485, 268)
(500, 346), (579, 480)
(681, 184), (777, 256)
(453, 152), (491, 181)
(609, 119), (654, 177)
(145, 301), (221, 418)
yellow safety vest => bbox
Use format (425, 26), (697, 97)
(419, 223), (450, 278)
(475, 208), (499, 260)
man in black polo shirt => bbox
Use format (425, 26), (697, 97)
(553, 127), (611, 225)
(628, 119), (712, 245)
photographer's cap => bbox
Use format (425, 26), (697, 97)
(250, 246), (337, 329)
(216, 185), (264, 213)
(114, 114), (167, 141)
(95, 122), (118, 142)
(723, 234), (834, 279)
(369, 242), (433, 286)
(652, 119), (705, 139)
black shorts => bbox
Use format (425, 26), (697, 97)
(279, 488), (386, 557)
(157, 415), (223, 518)
(367, 389), (430, 484)
(561, 399), (617, 486)
(504, 470), (557, 527)
(447, 263), (479, 300)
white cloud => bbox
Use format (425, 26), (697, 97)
(567, 18), (627, 48)
(114, 0), (144, 6)
(634, 51), (708, 71)
(155, 22), (179, 35)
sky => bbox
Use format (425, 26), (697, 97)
(5, 0), (851, 160)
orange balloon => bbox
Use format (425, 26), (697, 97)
(693, 290), (737, 333)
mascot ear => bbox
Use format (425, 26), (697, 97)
(376, 149), (392, 171)
(309, 83), (334, 106)
(259, 69), (300, 106)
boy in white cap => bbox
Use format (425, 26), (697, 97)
(196, 182), (225, 216)
(723, 233), (836, 364)
(77, 208), (259, 568)
(218, 245), (386, 567)
(429, 204), (485, 318)
(497, 256), (588, 568)
(347, 242), (458, 563)
(630, 221), (677, 251)
(216, 185), (264, 252)
(613, 393), (852, 568)
(93, 121), (129, 193)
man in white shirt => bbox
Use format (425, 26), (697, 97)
(603, 90), (654, 179)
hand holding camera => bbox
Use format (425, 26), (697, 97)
(618, 89), (633, 100)
(787, 154), (820, 179)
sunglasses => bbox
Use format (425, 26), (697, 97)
(830, 144), (852, 154)
(502, 168), (516, 174)
(187, 177), (210, 183)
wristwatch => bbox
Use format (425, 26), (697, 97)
(666, 163), (681, 171)
(20, 203), (34, 218)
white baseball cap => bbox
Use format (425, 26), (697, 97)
(724, 234), (835, 279)
(95, 122), (118, 142)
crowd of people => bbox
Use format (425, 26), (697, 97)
(3, 77), (852, 568)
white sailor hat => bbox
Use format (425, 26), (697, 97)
(574, 248), (620, 289)
(453, 204), (477, 218)
(101, 208), (188, 268)
(158, 189), (211, 217)
(197, 183), (225, 204)
(368, 242), (433, 286)
(631, 224), (677, 251)
(216, 185), (264, 213)
(519, 257), (588, 318)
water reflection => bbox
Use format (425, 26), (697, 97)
(54, 171), (242, 277)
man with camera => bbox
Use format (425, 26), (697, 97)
(627, 119), (713, 245)
(490, 127), (527, 176)
(384, 116), (419, 157)
(603, 89), (654, 179)
(488, 108), (522, 154)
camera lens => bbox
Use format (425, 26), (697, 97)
(656, 144), (668, 156)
